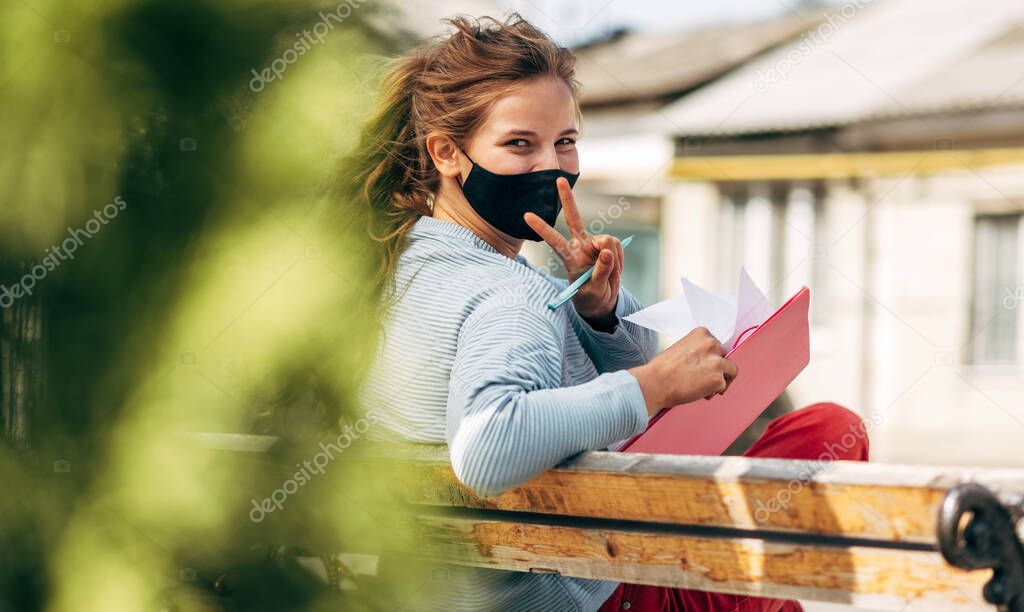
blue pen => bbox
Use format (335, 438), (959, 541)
(547, 234), (634, 310)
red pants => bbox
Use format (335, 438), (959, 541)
(598, 402), (870, 612)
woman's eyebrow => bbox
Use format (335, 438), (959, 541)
(499, 128), (580, 137)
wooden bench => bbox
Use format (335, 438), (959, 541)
(191, 433), (1024, 610)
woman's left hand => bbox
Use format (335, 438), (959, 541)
(524, 177), (624, 321)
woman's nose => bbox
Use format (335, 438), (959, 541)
(533, 148), (562, 172)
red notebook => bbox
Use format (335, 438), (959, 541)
(618, 286), (810, 455)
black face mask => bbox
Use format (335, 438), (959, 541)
(456, 148), (580, 242)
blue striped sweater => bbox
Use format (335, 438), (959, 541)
(360, 214), (658, 611)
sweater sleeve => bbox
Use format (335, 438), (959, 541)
(566, 285), (659, 373)
(446, 297), (649, 498)
(520, 259), (658, 373)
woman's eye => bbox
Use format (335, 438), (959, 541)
(556, 137), (577, 146)
(505, 139), (530, 148)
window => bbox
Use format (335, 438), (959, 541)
(969, 214), (1021, 365)
(617, 226), (660, 308)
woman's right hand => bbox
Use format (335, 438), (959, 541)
(628, 327), (739, 417)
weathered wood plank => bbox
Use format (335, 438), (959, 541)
(187, 436), (1024, 546)
(368, 443), (1024, 546)
(409, 510), (992, 611)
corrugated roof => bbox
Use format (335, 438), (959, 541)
(881, 21), (1024, 120)
(574, 15), (816, 107)
(659, 0), (1024, 136)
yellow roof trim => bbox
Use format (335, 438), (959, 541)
(670, 148), (1024, 181)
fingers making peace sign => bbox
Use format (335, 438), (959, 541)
(523, 177), (624, 322)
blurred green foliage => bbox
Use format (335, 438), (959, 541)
(0, 1), (436, 609)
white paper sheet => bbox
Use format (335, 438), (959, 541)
(624, 267), (773, 351)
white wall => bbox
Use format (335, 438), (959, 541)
(861, 167), (1024, 466)
(659, 164), (1024, 467)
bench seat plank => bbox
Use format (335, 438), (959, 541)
(409, 510), (991, 611)
(375, 444), (1024, 546)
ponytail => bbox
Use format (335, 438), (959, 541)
(333, 54), (433, 305)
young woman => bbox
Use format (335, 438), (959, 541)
(352, 14), (868, 612)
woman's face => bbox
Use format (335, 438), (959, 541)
(461, 76), (580, 178)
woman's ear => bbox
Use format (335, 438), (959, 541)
(426, 132), (464, 179)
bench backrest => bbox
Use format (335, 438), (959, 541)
(193, 433), (1024, 610)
